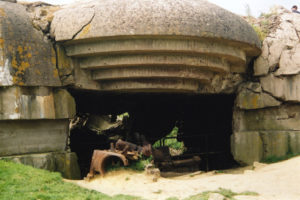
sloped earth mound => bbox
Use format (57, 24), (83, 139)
(66, 156), (300, 200)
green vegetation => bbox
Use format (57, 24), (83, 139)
(252, 24), (268, 42)
(106, 156), (153, 172)
(153, 126), (184, 151)
(262, 153), (300, 164)
(184, 188), (258, 200)
(0, 160), (141, 200)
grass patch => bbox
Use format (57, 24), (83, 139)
(0, 160), (141, 200)
(153, 127), (184, 151)
(183, 188), (258, 200)
(106, 156), (153, 172)
(261, 153), (300, 164)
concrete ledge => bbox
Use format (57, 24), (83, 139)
(0, 119), (69, 156)
(0, 152), (81, 180)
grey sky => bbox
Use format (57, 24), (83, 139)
(21, 0), (298, 17)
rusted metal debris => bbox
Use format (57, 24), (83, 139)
(84, 150), (129, 180)
(85, 139), (152, 180)
(115, 139), (152, 157)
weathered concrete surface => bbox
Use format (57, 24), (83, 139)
(260, 74), (300, 102)
(231, 131), (263, 165)
(55, 44), (74, 85)
(51, 0), (260, 93)
(0, 152), (81, 179)
(232, 104), (300, 164)
(0, 1), (61, 86)
(0, 86), (75, 120)
(231, 130), (300, 165)
(0, 119), (69, 156)
(236, 82), (281, 110)
(51, 0), (260, 50)
(234, 105), (300, 132)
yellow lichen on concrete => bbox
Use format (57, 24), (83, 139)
(251, 95), (258, 108)
(0, 38), (4, 66)
(35, 69), (41, 75)
(53, 68), (59, 78)
(17, 45), (23, 54)
(77, 23), (91, 39)
(0, 8), (6, 17)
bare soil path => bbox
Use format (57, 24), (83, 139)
(66, 156), (300, 200)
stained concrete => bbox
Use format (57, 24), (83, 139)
(0, 2), (60, 86)
(0, 119), (69, 156)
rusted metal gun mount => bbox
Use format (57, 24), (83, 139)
(85, 139), (152, 180)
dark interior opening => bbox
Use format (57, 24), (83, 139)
(69, 90), (238, 177)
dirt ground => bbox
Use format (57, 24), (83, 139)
(66, 156), (300, 200)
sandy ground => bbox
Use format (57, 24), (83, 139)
(66, 156), (300, 200)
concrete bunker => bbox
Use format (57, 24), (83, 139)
(0, 0), (266, 179)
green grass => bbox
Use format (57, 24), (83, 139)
(184, 188), (258, 200)
(106, 156), (153, 172)
(0, 160), (141, 200)
(153, 126), (185, 151)
(261, 153), (300, 164)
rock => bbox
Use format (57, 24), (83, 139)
(253, 40), (269, 76)
(254, 10), (300, 76)
(0, 152), (81, 179)
(236, 82), (281, 109)
(231, 131), (263, 165)
(254, 57), (269, 76)
(208, 193), (225, 200)
(234, 105), (300, 132)
(276, 43), (300, 76)
(145, 163), (160, 182)
(260, 74), (300, 102)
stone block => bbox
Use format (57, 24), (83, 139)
(261, 67), (300, 103)
(260, 131), (289, 158)
(234, 105), (300, 132)
(0, 152), (81, 179)
(236, 82), (281, 110)
(276, 44), (300, 76)
(0, 86), (75, 120)
(289, 132), (300, 154)
(231, 131), (263, 165)
(0, 119), (69, 156)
